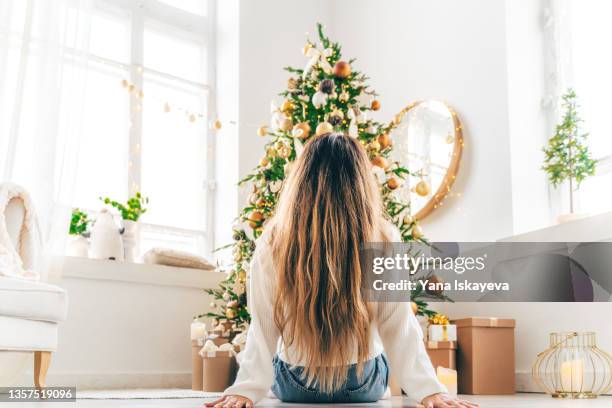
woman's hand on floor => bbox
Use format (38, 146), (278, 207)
(205, 395), (253, 408)
(421, 393), (479, 408)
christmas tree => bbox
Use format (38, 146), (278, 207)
(202, 24), (447, 328)
(542, 89), (597, 213)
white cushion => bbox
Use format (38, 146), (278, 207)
(0, 277), (68, 323)
(0, 315), (58, 351)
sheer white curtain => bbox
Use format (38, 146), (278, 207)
(0, 0), (93, 386)
(0, 0), (93, 259)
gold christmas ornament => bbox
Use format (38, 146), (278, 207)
(370, 99), (381, 111)
(259, 157), (269, 167)
(403, 214), (413, 225)
(233, 252), (242, 262)
(257, 126), (268, 137)
(213, 119), (222, 130)
(333, 60), (351, 78)
(387, 178), (400, 190)
(369, 141), (381, 152)
(280, 117), (293, 131)
(415, 180), (431, 197)
(278, 146), (292, 159)
(238, 270), (247, 281)
(226, 308), (237, 319)
(121, 79), (129, 88)
(248, 211), (264, 228)
(378, 133), (392, 149)
(371, 155), (389, 169)
(281, 100), (295, 113)
(411, 224), (424, 239)
(315, 121), (334, 136)
(227, 300), (239, 309)
(292, 122), (311, 139)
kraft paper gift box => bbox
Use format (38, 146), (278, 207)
(201, 350), (238, 392)
(428, 324), (457, 342)
(191, 340), (204, 390)
(454, 317), (515, 395)
(425, 340), (456, 370)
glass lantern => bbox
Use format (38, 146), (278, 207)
(532, 332), (612, 398)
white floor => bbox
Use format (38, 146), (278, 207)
(8, 393), (612, 408)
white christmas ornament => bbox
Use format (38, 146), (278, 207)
(270, 111), (286, 131)
(269, 180), (283, 193)
(312, 91), (328, 109)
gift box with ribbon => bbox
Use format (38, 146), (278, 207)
(190, 320), (207, 391)
(453, 317), (515, 395)
(427, 314), (457, 342)
(199, 340), (238, 392)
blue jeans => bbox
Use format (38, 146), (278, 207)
(271, 353), (389, 403)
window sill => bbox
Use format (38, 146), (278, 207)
(49, 255), (224, 289)
(500, 211), (612, 242)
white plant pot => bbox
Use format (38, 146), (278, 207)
(556, 213), (587, 224)
(122, 220), (141, 262)
(66, 235), (89, 257)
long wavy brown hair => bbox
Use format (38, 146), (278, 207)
(270, 133), (390, 392)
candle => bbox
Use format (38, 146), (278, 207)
(436, 366), (457, 395)
(190, 320), (207, 341)
(560, 359), (584, 393)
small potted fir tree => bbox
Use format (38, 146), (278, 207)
(99, 192), (149, 262)
(542, 89), (597, 223)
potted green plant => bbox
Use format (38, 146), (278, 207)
(542, 89), (597, 223)
(67, 208), (91, 257)
(99, 192), (149, 261)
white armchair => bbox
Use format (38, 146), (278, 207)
(0, 184), (68, 387)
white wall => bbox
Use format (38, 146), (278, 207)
(505, 0), (554, 234)
(329, 0), (514, 242)
(236, 0), (333, 212)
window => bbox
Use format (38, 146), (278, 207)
(70, 0), (215, 255)
(565, 1), (612, 215)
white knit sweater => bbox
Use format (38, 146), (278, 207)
(224, 228), (447, 404)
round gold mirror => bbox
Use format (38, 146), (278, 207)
(389, 100), (463, 220)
